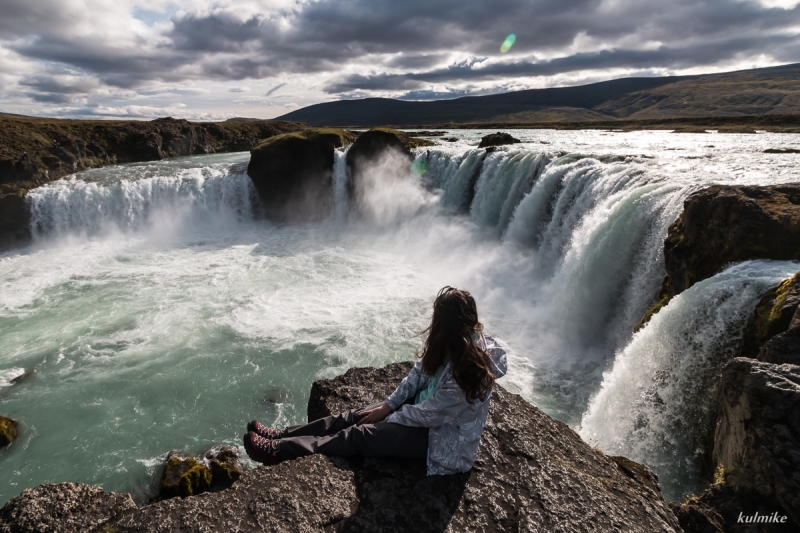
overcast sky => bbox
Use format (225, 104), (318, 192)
(1, 0), (799, 120)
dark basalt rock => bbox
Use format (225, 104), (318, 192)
(478, 131), (521, 149)
(741, 273), (800, 359)
(344, 128), (434, 213)
(763, 148), (800, 154)
(0, 483), (136, 533)
(204, 445), (244, 491)
(158, 453), (212, 500)
(758, 326), (800, 365)
(712, 358), (800, 527)
(247, 128), (356, 222)
(1, 362), (682, 532)
(638, 185), (800, 330)
(0, 416), (18, 447)
(664, 185), (800, 297)
(668, 482), (792, 533)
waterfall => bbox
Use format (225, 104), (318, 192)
(27, 164), (258, 238)
(332, 147), (350, 222)
(579, 260), (800, 500)
(422, 149), (690, 368)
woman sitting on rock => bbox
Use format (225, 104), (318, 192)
(243, 286), (508, 475)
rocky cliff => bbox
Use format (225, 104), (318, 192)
(0, 362), (681, 532)
(638, 184), (800, 329)
(652, 187), (800, 532)
(0, 116), (306, 249)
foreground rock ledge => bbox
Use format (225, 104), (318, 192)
(0, 363), (680, 532)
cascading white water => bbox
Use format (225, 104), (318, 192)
(580, 260), (800, 498)
(332, 147), (350, 221)
(419, 147), (692, 419)
(4, 130), (800, 506)
(27, 160), (257, 238)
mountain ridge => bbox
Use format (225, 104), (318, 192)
(277, 63), (800, 127)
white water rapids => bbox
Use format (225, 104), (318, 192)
(1, 130), (799, 504)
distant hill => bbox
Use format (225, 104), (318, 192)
(277, 63), (800, 127)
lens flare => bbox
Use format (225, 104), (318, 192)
(500, 34), (516, 53)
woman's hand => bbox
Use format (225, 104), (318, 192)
(357, 402), (392, 425)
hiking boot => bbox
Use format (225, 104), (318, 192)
(247, 420), (282, 440)
(243, 432), (282, 465)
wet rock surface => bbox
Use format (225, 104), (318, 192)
(0, 362), (680, 532)
(247, 128), (356, 222)
(158, 453), (212, 500)
(0, 416), (18, 447)
(740, 273), (800, 359)
(478, 131), (522, 148)
(156, 446), (244, 501)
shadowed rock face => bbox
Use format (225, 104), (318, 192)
(664, 185), (800, 297)
(712, 358), (800, 527)
(0, 362), (681, 532)
(247, 128), (356, 222)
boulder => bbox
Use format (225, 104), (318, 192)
(0, 416), (18, 447)
(345, 128), (434, 211)
(158, 452), (212, 500)
(478, 132), (522, 149)
(712, 358), (800, 526)
(204, 445), (244, 491)
(663, 185), (800, 297)
(247, 128), (356, 221)
(0, 483), (136, 533)
(108, 362), (679, 532)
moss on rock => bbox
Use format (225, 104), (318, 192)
(204, 445), (243, 491)
(0, 416), (19, 447)
(159, 454), (212, 499)
(740, 272), (800, 358)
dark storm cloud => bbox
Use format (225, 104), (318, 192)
(3, 0), (800, 99)
(324, 32), (800, 93)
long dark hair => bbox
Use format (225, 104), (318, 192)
(418, 286), (494, 402)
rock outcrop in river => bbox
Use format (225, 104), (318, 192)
(247, 128), (356, 221)
(0, 362), (681, 532)
(0, 116), (306, 249)
(345, 128), (434, 215)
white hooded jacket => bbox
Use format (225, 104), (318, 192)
(384, 334), (508, 475)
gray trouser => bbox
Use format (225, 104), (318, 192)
(278, 408), (429, 460)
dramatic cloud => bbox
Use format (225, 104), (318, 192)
(0, 0), (798, 118)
